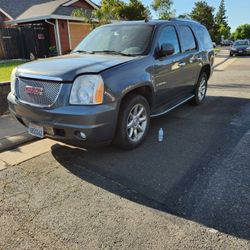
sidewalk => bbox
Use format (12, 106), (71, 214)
(0, 114), (34, 152)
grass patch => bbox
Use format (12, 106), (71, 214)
(0, 60), (27, 82)
(214, 48), (221, 53)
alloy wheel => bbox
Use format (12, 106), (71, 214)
(198, 77), (207, 101)
(127, 104), (148, 142)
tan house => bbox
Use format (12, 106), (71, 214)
(0, 0), (99, 55)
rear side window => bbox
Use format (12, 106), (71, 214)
(193, 25), (213, 50)
(179, 25), (197, 52)
(158, 26), (180, 55)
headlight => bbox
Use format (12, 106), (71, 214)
(10, 67), (17, 94)
(231, 47), (237, 51)
(247, 47), (250, 50)
(70, 75), (104, 105)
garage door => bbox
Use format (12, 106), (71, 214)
(68, 22), (91, 49)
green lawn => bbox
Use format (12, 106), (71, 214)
(0, 60), (26, 82)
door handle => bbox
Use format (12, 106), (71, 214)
(178, 62), (186, 67)
(190, 55), (202, 63)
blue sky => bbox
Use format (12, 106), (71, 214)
(93, 0), (250, 31)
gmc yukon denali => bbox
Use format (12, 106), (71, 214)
(8, 19), (214, 149)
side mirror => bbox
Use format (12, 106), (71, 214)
(160, 43), (175, 57)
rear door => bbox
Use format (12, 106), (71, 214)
(176, 25), (201, 92)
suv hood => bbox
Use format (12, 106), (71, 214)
(16, 53), (136, 82)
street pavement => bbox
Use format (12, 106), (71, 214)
(1, 56), (250, 249)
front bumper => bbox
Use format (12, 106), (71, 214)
(8, 93), (118, 147)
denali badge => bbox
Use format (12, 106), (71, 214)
(24, 86), (44, 95)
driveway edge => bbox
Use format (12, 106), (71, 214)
(0, 132), (36, 153)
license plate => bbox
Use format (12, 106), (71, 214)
(239, 50), (243, 53)
(28, 123), (44, 138)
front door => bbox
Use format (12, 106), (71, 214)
(153, 25), (191, 106)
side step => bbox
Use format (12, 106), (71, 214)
(150, 95), (194, 118)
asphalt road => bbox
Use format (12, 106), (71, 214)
(1, 56), (250, 249)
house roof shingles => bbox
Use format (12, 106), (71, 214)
(0, 0), (99, 23)
(16, 0), (69, 20)
(0, 0), (54, 19)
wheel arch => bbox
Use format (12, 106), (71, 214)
(113, 87), (152, 149)
(119, 84), (154, 109)
(200, 64), (211, 79)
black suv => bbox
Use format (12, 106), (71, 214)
(8, 19), (214, 149)
(230, 39), (250, 56)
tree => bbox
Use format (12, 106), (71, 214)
(218, 23), (230, 40)
(215, 0), (231, 41)
(72, 8), (111, 27)
(232, 24), (250, 40)
(151, 0), (175, 19)
(191, 1), (216, 40)
(72, 0), (150, 27)
(99, 0), (124, 20)
(72, 0), (125, 26)
(215, 0), (227, 26)
(178, 13), (191, 19)
(120, 0), (151, 20)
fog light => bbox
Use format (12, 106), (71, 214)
(79, 132), (86, 139)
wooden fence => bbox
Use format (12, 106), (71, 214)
(0, 26), (50, 60)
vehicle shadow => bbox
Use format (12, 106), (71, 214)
(51, 95), (250, 241)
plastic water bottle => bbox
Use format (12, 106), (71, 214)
(158, 128), (164, 142)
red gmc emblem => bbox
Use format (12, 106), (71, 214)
(24, 86), (44, 95)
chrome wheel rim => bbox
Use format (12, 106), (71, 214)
(198, 77), (207, 101)
(127, 104), (147, 142)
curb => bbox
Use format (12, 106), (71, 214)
(213, 55), (230, 69)
(213, 49), (230, 69)
(0, 132), (37, 153)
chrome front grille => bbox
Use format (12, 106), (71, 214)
(16, 78), (62, 107)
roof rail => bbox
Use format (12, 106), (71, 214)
(169, 18), (199, 24)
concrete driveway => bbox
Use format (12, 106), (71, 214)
(1, 56), (250, 249)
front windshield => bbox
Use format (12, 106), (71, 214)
(73, 24), (154, 56)
(234, 40), (249, 46)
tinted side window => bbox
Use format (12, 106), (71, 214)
(193, 25), (212, 49)
(179, 25), (197, 52)
(158, 26), (180, 55)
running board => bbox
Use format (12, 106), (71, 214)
(150, 95), (194, 118)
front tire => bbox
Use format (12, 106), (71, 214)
(192, 71), (208, 105)
(113, 94), (150, 150)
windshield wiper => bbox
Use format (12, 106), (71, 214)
(72, 50), (94, 54)
(92, 50), (137, 57)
